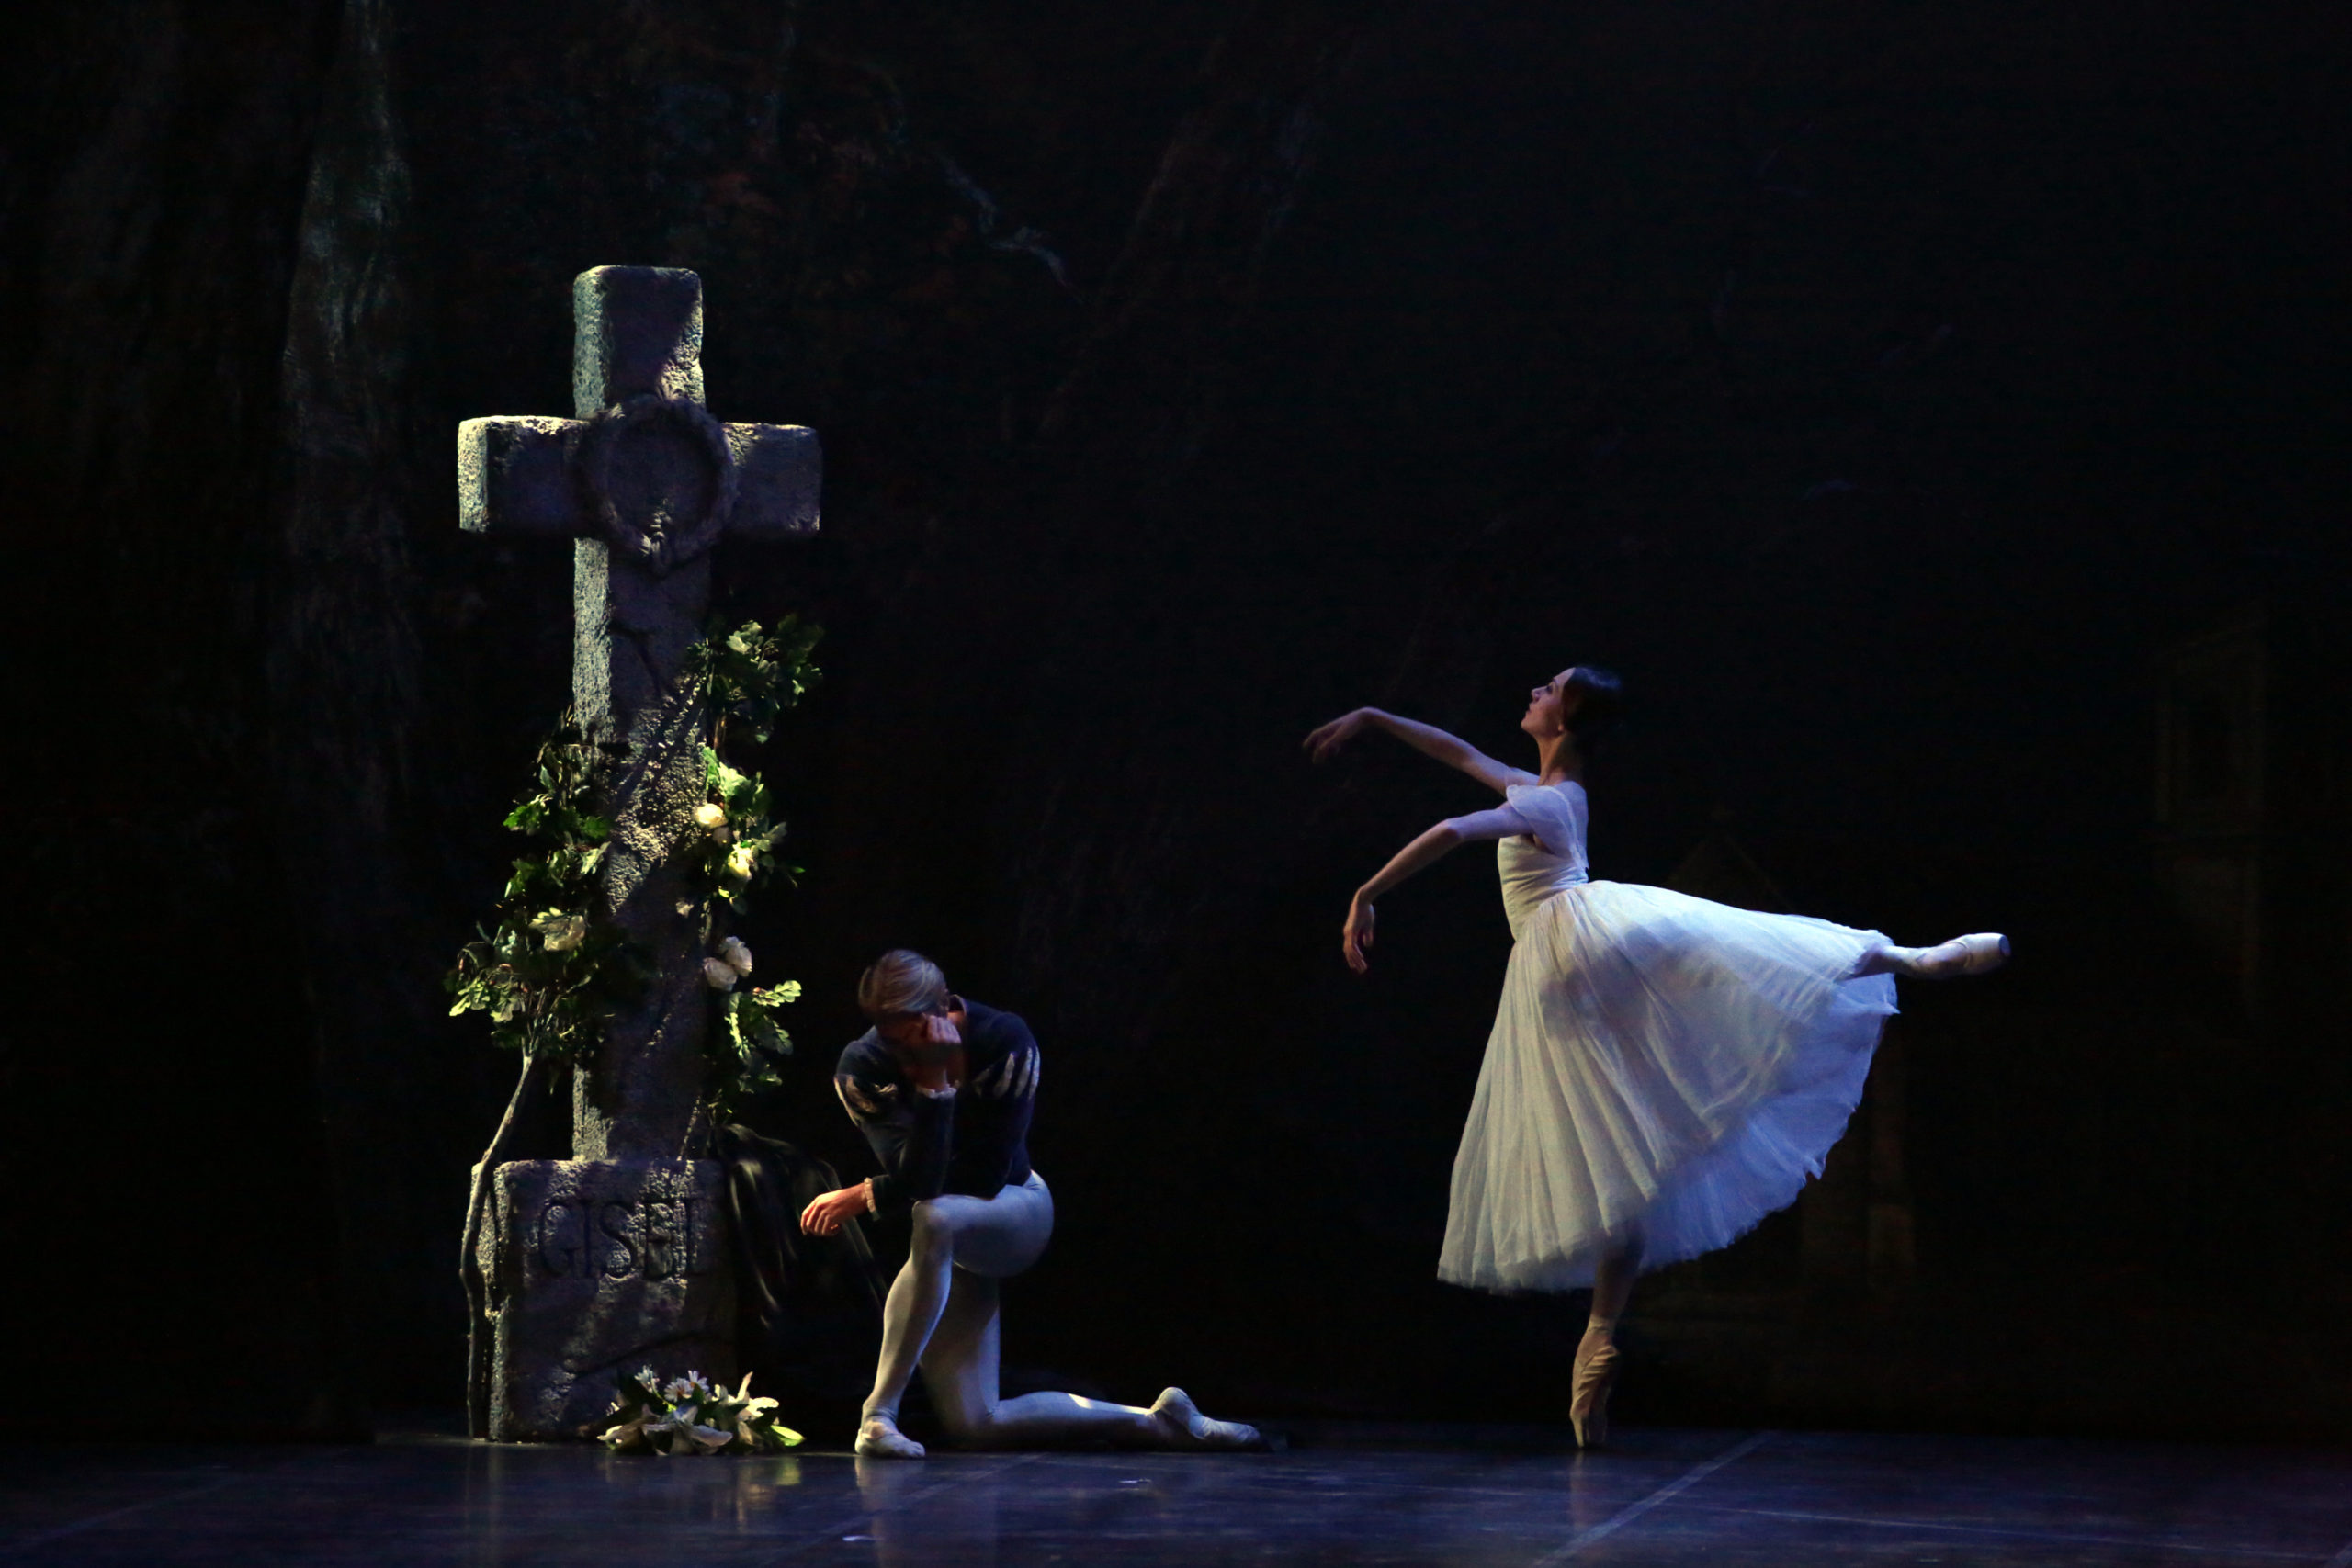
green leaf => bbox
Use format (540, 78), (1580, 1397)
(745, 1005), (791, 1058)
(752, 1416), (805, 1450)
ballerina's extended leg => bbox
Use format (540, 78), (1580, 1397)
(1850, 931), (2009, 980)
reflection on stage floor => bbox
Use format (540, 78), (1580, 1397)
(5, 1423), (2349, 1565)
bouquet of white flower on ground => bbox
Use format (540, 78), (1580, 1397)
(598, 1368), (803, 1456)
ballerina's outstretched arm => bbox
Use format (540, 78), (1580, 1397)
(1342, 805), (1544, 974)
(1305, 706), (1534, 795)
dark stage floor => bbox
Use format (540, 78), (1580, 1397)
(6, 1425), (2350, 1566)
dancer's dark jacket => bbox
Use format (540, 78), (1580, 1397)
(833, 998), (1041, 1216)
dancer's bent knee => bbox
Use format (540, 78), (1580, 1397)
(908, 1199), (956, 1262)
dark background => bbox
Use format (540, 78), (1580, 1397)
(6, 0), (2347, 1442)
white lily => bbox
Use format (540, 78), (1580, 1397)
(597, 1412), (653, 1451)
(644, 1404), (733, 1456)
(732, 1397), (785, 1447)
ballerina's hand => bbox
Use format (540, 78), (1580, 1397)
(1343, 896), (1376, 975)
(1304, 708), (1368, 764)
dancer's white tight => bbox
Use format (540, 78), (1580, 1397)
(1849, 935), (1991, 979)
(863, 1173), (1166, 1448)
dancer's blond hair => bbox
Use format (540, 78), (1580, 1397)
(857, 949), (951, 1021)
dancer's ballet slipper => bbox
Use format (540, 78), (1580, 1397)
(854, 1416), (926, 1459)
(1898, 932), (2010, 980)
(1151, 1388), (1264, 1451)
(1569, 1341), (1620, 1450)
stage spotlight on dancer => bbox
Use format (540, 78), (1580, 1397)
(1306, 669), (2007, 1448)
(801, 949), (1262, 1458)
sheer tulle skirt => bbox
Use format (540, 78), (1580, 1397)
(1438, 881), (1896, 1293)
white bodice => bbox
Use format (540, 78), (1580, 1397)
(1497, 780), (1590, 941)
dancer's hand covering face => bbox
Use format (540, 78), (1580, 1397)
(875, 1010), (964, 1091)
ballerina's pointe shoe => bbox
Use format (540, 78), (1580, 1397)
(1899, 932), (2011, 980)
(1150, 1388), (1265, 1451)
(1569, 1342), (1621, 1450)
(854, 1416), (926, 1460)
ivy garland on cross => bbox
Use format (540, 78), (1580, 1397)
(442, 719), (639, 1056)
(447, 615), (822, 1118)
(685, 616), (823, 1111)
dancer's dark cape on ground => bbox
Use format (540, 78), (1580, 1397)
(714, 1125), (888, 1423)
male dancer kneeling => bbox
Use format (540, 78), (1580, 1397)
(799, 949), (1261, 1458)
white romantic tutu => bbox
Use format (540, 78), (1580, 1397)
(1437, 877), (1896, 1293)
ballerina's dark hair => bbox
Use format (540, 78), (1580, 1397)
(1565, 665), (1625, 748)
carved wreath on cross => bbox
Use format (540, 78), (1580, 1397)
(582, 394), (742, 575)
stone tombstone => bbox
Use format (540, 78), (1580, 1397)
(473, 1160), (731, 1439)
(458, 267), (820, 1438)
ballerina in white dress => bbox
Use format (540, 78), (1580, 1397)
(1306, 666), (2007, 1447)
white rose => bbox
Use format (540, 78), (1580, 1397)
(536, 913), (587, 953)
(701, 956), (739, 991)
(726, 843), (759, 882)
(694, 803), (728, 831)
(718, 936), (754, 976)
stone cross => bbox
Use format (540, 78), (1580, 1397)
(457, 267), (819, 1438)
(459, 265), (820, 1158)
